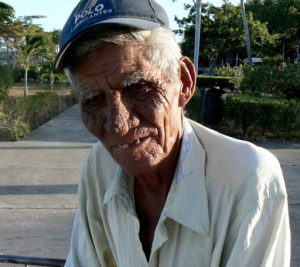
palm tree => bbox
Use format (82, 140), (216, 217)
(0, 2), (15, 67)
(18, 35), (45, 97)
(240, 0), (253, 65)
(0, 2), (14, 23)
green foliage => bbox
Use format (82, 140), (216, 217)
(18, 35), (46, 69)
(1, 12), (63, 92)
(0, 92), (78, 141)
(16, 92), (60, 128)
(175, 0), (298, 65)
(277, 64), (300, 99)
(185, 91), (300, 140)
(39, 61), (66, 87)
(246, 12), (280, 56)
(197, 75), (234, 90)
(185, 88), (202, 122)
(17, 32), (53, 96)
(0, 98), (30, 141)
(248, 0), (300, 59)
(0, 65), (14, 99)
(224, 95), (300, 139)
(176, 2), (278, 65)
(0, 2), (14, 23)
(240, 60), (300, 98)
(16, 92), (75, 129)
(218, 65), (244, 89)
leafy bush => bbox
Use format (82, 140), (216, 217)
(0, 99), (30, 141)
(278, 64), (300, 99)
(12, 67), (24, 83)
(240, 61), (300, 98)
(224, 95), (300, 139)
(185, 90), (300, 140)
(0, 91), (78, 141)
(218, 65), (244, 90)
(17, 92), (77, 129)
(16, 92), (61, 128)
(197, 75), (235, 91)
(185, 88), (202, 122)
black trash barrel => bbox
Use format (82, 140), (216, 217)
(201, 87), (226, 125)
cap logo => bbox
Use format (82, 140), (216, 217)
(73, 0), (113, 30)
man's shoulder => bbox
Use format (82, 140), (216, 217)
(188, 119), (286, 198)
(189, 119), (271, 162)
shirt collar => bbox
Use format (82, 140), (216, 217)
(163, 119), (209, 235)
(103, 167), (134, 211)
(103, 119), (209, 235)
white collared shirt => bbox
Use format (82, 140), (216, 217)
(65, 119), (290, 267)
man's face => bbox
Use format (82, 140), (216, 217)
(73, 43), (184, 176)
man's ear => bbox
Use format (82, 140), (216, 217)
(178, 56), (197, 107)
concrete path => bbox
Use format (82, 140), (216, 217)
(0, 104), (97, 263)
(0, 104), (299, 266)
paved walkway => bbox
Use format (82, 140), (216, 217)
(0, 104), (97, 263)
(0, 104), (299, 266)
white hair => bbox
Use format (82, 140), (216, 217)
(64, 26), (182, 88)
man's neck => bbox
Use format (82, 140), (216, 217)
(133, 135), (183, 260)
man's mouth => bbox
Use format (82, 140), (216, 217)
(115, 136), (149, 150)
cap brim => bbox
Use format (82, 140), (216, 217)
(54, 18), (161, 72)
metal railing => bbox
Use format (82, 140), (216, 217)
(0, 255), (65, 267)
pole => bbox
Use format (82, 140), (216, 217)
(193, 0), (201, 74)
(240, 0), (252, 65)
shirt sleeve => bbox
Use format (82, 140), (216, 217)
(225, 194), (291, 267)
(64, 211), (101, 267)
(64, 145), (118, 267)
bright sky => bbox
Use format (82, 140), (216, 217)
(4, 0), (240, 32)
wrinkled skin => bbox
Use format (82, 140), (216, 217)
(73, 43), (196, 258)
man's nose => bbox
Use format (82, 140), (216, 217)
(104, 94), (138, 135)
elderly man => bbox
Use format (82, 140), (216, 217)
(55, 0), (291, 266)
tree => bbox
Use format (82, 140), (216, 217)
(0, 2), (15, 64)
(175, 1), (277, 67)
(17, 33), (46, 97)
(1, 15), (46, 68)
(0, 2), (14, 23)
(247, 0), (300, 60)
(0, 65), (13, 99)
(204, 3), (246, 66)
(39, 30), (63, 89)
(0, 2), (15, 97)
(1, 19), (27, 67)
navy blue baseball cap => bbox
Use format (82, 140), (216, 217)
(54, 0), (169, 71)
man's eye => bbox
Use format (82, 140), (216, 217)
(81, 94), (105, 111)
(128, 82), (154, 96)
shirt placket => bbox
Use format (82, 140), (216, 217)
(148, 216), (169, 267)
(117, 175), (149, 267)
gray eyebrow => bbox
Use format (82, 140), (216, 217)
(78, 71), (154, 100)
(78, 87), (100, 100)
(121, 71), (150, 87)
